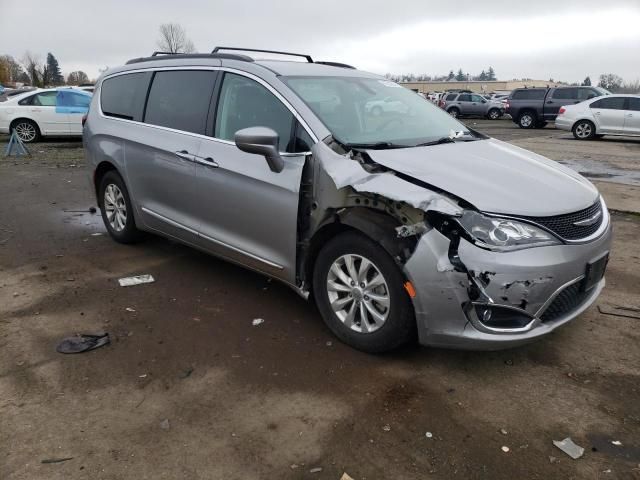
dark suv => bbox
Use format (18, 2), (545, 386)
(506, 86), (609, 129)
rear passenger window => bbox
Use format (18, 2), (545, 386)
(457, 94), (471, 102)
(590, 97), (626, 110)
(552, 88), (578, 100)
(512, 89), (546, 100)
(578, 88), (599, 100)
(144, 70), (216, 134)
(445, 93), (457, 101)
(214, 73), (294, 152)
(628, 98), (640, 111)
(101, 72), (151, 121)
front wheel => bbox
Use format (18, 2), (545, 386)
(487, 108), (502, 120)
(312, 231), (416, 353)
(448, 107), (460, 118)
(518, 111), (536, 129)
(12, 119), (40, 143)
(572, 120), (596, 140)
(99, 171), (143, 243)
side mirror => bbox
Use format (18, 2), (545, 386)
(234, 127), (284, 173)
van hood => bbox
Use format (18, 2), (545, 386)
(366, 138), (598, 217)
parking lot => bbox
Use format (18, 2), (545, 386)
(1, 120), (639, 479)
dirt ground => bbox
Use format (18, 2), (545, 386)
(1, 121), (639, 479)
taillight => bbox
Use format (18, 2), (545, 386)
(82, 114), (88, 127)
(558, 107), (566, 114)
(505, 101), (510, 109)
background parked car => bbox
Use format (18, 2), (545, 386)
(365, 96), (410, 116)
(506, 86), (609, 129)
(439, 92), (505, 119)
(555, 94), (640, 139)
(0, 87), (92, 142)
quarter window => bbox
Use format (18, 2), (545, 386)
(578, 88), (599, 100)
(144, 70), (216, 134)
(214, 73), (294, 152)
(101, 72), (151, 121)
(20, 91), (58, 106)
(627, 98), (640, 111)
(590, 97), (626, 110)
(457, 94), (471, 102)
(470, 94), (485, 102)
(445, 93), (458, 101)
(552, 88), (578, 100)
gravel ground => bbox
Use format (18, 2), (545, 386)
(1, 122), (639, 479)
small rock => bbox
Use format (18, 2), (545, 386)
(504, 359), (513, 366)
(425, 432), (433, 438)
(125, 307), (136, 312)
(159, 419), (170, 430)
(382, 424), (391, 432)
(290, 464), (298, 470)
(326, 341), (333, 347)
(611, 440), (622, 446)
(252, 318), (264, 326)
(309, 467), (323, 474)
(89, 207), (97, 214)
(500, 428), (508, 435)
(501, 446), (510, 453)
(549, 456), (558, 464)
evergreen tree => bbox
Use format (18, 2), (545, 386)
(46, 53), (64, 85)
(487, 67), (496, 80)
(455, 68), (465, 81)
(447, 70), (455, 81)
(478, 70), (487, 81)
(582, 76), (592, 86)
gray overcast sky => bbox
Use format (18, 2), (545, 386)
(1, 0), (639, 83)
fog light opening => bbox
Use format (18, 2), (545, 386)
(474, 304), (533, 330)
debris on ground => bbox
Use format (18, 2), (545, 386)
(340, 473), (355, 480)
(290, 464), (299, 470)
(425, 432), (433, 438)
(252, 318), (265, 326)
(598, 304), (640, 320)
(309, 467), (323, 473)
(179, 367), (194, 379)
(56, 333), (110, 354)
(549, 456), (558, 464)
(500, 428), (508, 435)
(611, 440), (622, 446)
(125, 307), (136, 312)
(41, 457), (73, 464)
(382, 424), (391, 432)
(90, 232), (103, 236)
(326, 341), (333, 346)
(501, 446), (510, 453)
(553, 437), (585, 459)
(159, 419), (170, 430)
(118, 274), (155, 287)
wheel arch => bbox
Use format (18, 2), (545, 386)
(10, 117), (42, 135)
(93, 160), (121, 199)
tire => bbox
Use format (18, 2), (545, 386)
(98, 171), (143, 244)
(517, 111), (536, 129)
(11, 119), (40, 143)
(448, 107), (460, 118)
(487, 108), (501, 120)
(572, 120), (596, 140)
(312, 231), (416, 353)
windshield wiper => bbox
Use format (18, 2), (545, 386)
(345, 141), (409, 150)
(415, 134), (480, 147)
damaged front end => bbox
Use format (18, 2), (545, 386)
(299, 138), (612, 350)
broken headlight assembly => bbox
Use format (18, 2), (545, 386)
(450, 211), (561, 251)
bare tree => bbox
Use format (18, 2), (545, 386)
(67, 71), (90, 85)
(156, 23), (196, 54)
(21, 51), (42, 86)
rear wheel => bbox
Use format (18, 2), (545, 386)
(11, 119), (40, 143)
(312, 231), (416, 353)
(98, 171), (143, 243)
(517, 111), (536, 129)
(448, 107), (460, 118)
(572, 120), (596, 140)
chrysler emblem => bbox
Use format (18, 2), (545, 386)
(573, 210), (602, 227)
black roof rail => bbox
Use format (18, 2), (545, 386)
(315, 61), (356, 69)
(212, 46), (313, 63)
(125, 52), (254, 65)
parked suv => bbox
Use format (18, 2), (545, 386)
(84, 48), (611, 353)
(439, 92), (505, 119)
(506, 86), (609, 129)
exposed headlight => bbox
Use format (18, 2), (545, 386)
(457, 211), (561, 251)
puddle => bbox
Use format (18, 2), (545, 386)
(559, 159), (640, 187)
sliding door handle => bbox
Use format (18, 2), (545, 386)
(195, 156), (219, 168)
(174, 150), (196, 162)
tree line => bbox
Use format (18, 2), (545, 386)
(386, 67), (497, 83)
(0, 52), (89, 87)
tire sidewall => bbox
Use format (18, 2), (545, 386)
(312, 231), (415, 353)
(99, 171), (140, 243)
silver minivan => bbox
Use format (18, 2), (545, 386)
(84, 48), (611, 352)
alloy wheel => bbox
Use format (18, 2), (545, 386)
(489, 110), (500, 119)
(326, 254), (390, 334)
(14, 122), (36, 142)
(103, 183), (127, 232)
(520, 114), (533, 127)
(575, 122), (593, 138)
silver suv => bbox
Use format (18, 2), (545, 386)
(84, 48), (611, 352)
(441, 92), (505, 119)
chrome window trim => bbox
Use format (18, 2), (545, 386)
(483, 196), (609, 244)
(98, 66), (318, 152)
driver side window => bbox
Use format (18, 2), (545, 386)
(214, 73), (295, 152)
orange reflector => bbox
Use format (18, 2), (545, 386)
(404, 281), (416, 298)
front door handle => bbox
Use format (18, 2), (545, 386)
(175, 150), (196, 162)
(195, 156), (219, 168)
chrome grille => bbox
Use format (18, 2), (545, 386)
(521, 200), (603, 241)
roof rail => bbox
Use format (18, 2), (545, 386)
(212, 46), (313, 63)
(125, 52), (254, 65)
(315, 61), (356, 69)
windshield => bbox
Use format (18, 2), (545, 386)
(282, 76), (472, 147)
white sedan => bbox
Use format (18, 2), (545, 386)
(0, 87), (92, 143)
(555, 94), (640, 140)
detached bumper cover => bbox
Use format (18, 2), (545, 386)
(403, 218), (612, 350)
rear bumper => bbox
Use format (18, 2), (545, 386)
(555, 116), (573, 131)
(403, 213), (612, 350)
